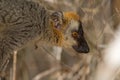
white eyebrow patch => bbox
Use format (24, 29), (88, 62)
(65, 20), (79, 34)
(69, 20), (79, 31)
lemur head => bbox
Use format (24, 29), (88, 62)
(50, 11), (89, 53)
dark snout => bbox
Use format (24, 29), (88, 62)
(72, 38), (89, 53)
(72, 21), (89, 53)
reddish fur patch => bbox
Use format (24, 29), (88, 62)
(63, 12), (80, 21)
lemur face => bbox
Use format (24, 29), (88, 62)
(71, 20), (89, 53)
(50, 11), (89, 53)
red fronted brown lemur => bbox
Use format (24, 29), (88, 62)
(0, 0), (89, 73)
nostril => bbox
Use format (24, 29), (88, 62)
(85, 47), (89, 53)
(86, 43), (90, 52)
(82, 44), (90, 53)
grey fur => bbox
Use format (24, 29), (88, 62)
(0, 0), (54, 72)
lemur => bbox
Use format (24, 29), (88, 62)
(0, 0), (89, 74)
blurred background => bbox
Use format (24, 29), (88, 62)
(6, 0), (120, 80)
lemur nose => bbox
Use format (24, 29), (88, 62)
(79, 41), (89, 53)
(72, 40), (89, 53)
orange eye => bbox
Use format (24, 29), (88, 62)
(72, 32), (79, 38)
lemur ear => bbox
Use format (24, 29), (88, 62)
(50, 11), (64, 29)
(50, 11), (63, 19)
(50, 11), (63, 23)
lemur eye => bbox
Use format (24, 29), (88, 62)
(72, 32), (79, 38)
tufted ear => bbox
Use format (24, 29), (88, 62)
(50, 11), (63, 22)
(50, 11), (64, 29)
